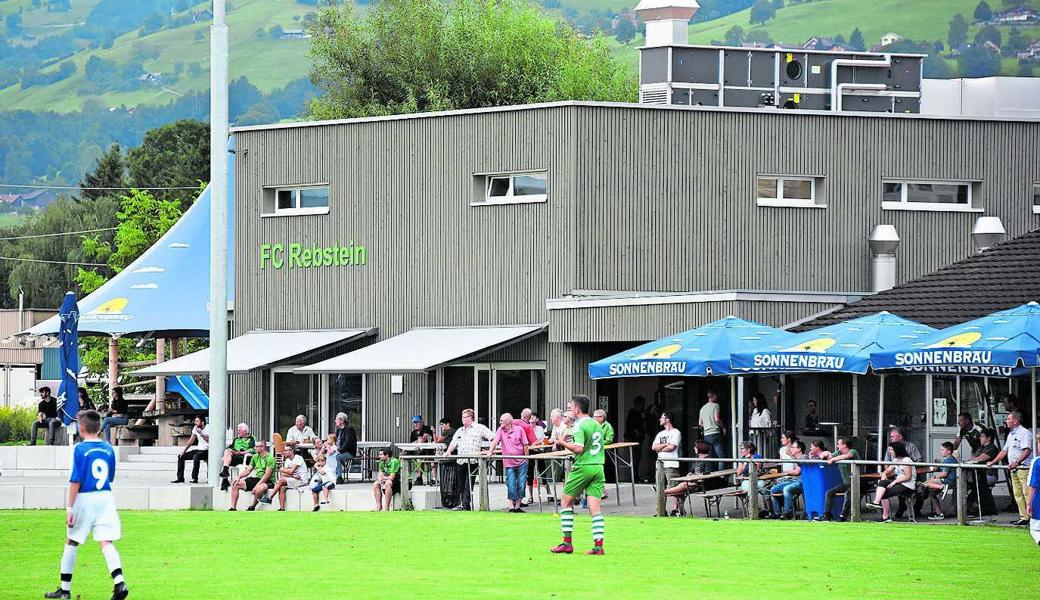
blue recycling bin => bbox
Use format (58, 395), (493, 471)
(799, 462), (844, 520)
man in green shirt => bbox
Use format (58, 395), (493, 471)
(551, 395), (607, 556)
(373, 448), (401, 511)
(593, 409), (615, 445)
(229, 440), (275, 511)
(821, 436), (860, 522)
(219, 423), (257, 491)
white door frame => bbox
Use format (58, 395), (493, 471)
(446, 361), (547, 425)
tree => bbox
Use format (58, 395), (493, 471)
(749, 0), (775, 24)
(307, 0), (637, 120)
(745, 29), (772, 45)
(849, 27), (865, 51)
(79, 143), (126, 201)
(1017, 62), (1035, 77)
(724, 25), (745, 46)
(973, 1), (993, 22)
(1005, 27), (1028, 57)
(614, 18), (637, 44)
(948, 14), (968, 50)
(126, 119), (209, 209)
(974, 25), (1001, 49)
(957, 44), (1001, 77)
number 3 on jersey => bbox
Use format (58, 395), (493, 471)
(91, 458), (110, 490)
(590, 431), (603, 456)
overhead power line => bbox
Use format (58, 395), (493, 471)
(0, 183), (201, 191)
(0, 256), (110, 267)
(0, 227), (117, 242)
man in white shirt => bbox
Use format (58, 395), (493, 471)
(285, 415), (316, 454)
(443, 408), (494, 510)
(273, 446), (310, 511)
(988, 411), (1034, 525)
(172, 416), (209, 484)
(652, 411), (682, 485)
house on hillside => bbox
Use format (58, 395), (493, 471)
(0, 189), (55, 210)
(280, 29), (310, 39)
(1017, 40), (1040, 61)
(611, 11), (639, 29)
(138, 72), (162, 84)
(992, 7), (1039, 24)
(191, 9), (212, 23)
(982, 40), (1002, 54)
(880, 32), (904, 46)
(802, 36), (848, 52)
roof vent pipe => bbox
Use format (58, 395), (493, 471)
(971, 216), (1005, 253)
(868, 225), (900, 293)
(635, 0), (700, 47)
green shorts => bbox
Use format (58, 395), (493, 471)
(563, 465), (605, 499)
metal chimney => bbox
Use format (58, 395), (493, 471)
(868, 225), (900, 293)
(971, 216), (1005, 253)
(635, 0), (700, 47)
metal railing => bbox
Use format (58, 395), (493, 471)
(654, 456), (1021, 525)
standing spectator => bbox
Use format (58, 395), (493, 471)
(100, 389), (129, 445)
(334, 412), (358, 483)
(921, 442), (958, 520)
(434, 417), (454, 444)
(285, 415), (316, 458)
(218, 424), (256, 491)
(987, 411), (1034, 526)
(171, 416), (209, 484)
(593, 409), (615, 445)
(523, 412), (548, 506)
(769, 440), (806, 519)
(749, 393), (772, 428)
(29, 386), (61, 446)
(529, 413), (546, 441)
(487, 413), (531, 513)
(652, 412), (682, 491)
(409, 415), (434, 485)
(803, 399), (821, 434)
(513, 408), (538, 506)
(272, 446), (309, 511)
(698, 390), (725, 470)
(547, 408), (563, 439)
(372, 448), (400, 511)
(1027, 433), (1040, 545)
(821, 436), (859, 521)
(625, 396), (646, 482)
(953, 412), (983, 456)
(967, 428), (999, 516)
(866, 441), (915, 523)
(444, 409), (494, 510)
(228, 441), (275, 511)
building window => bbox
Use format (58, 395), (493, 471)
(755, 176), (822, 208)
(475, 172), (547, 206)
(882, 180), (978, 212)
(263, 184), (330, 217)
(1033, 184), (1040, 215)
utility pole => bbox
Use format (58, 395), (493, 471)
(207, 0), (229, 488)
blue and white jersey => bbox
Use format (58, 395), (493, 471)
(70, 440), (117, 493)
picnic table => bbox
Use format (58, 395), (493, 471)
(354, 441), (390, 481)
(671, 468), (738, 484)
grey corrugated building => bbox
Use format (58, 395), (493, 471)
(219, 100), (1039, 449)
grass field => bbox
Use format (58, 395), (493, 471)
(0, 213), (27, 228)
(2, 510), (1038, 599)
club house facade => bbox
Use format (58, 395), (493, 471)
(188, 97), (1040, 467)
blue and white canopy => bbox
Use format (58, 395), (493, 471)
(730, 312), (935, 375)
(870, 302), (1040, 376)
(588, 316), (795, 379)
(23, 144), (236, 338)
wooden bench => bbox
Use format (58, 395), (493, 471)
(114, 423), (158, 447)
(690, 486), (745, 518)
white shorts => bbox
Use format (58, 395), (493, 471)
(68, 492), (121, 544)
(1030, 518), (1040, 545)
(286, 478), (306, 489)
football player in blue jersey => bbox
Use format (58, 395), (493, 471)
(45, 409), (128, 600)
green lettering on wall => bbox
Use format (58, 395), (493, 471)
(259, 241), (368, 270)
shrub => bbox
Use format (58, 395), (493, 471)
(0, 406), (37, 443)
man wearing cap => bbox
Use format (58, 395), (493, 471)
(409, 415), (434, 485)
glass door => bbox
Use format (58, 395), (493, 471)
(271, 368), (320, 441)
(327, 373), (364, 440)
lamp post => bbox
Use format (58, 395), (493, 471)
(207, 0), (229, 487)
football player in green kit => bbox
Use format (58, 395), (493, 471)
(551, 394), (606, 555)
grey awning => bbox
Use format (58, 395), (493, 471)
(295, 324), (547, 374)
(130, 328), (376, 377)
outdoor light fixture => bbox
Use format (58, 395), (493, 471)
(971, 216), (1006, 253)
(868, 225), (900, 293)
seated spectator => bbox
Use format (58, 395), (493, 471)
(285, 415), (316, 456)
(735, 441), (767, 513)
(967, 428), (1000, 516)
(77, 388), (96, 412)
(866, 441), (916, 522)
(769, 440), (806, 519)
(229, 441), (276, 511)
(808, 439), (831, 460)
(821, 436), (859, 522)
(373, 448), (400, 512)
(335, 413), (358, 483)
(29, 386), (61, 446)
(273, 446), (310, 511)
(921, 441), (958, 520)
(779, 430), (799, 469)
(663, 441), (716, 516)
(409, 415), (434, 485)
(101, 388), (130, 444)
(886, 427), (922, 519)
(172, 416), (209, 484)
(310, 454), (337, 512)
(219, 423), (257, 491)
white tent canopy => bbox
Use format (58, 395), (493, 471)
(295, 324), (548, 374)
(130, 329), (375, 376)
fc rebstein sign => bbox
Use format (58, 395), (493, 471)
(259, 241), (367, 270)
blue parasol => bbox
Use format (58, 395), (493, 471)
(589, 316), (795, 379)
(56, 291), (80, 426)
(730, 312), (935, 375)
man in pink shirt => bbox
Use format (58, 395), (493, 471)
(487, 413), (531, 512)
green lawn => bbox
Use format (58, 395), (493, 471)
(2, 510), (1038, 599)
(0, 213), (27, 228)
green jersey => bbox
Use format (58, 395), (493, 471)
(378, 457), (401, 476)
(248, 452), (276, 481)
(571, 416), (606, 467)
